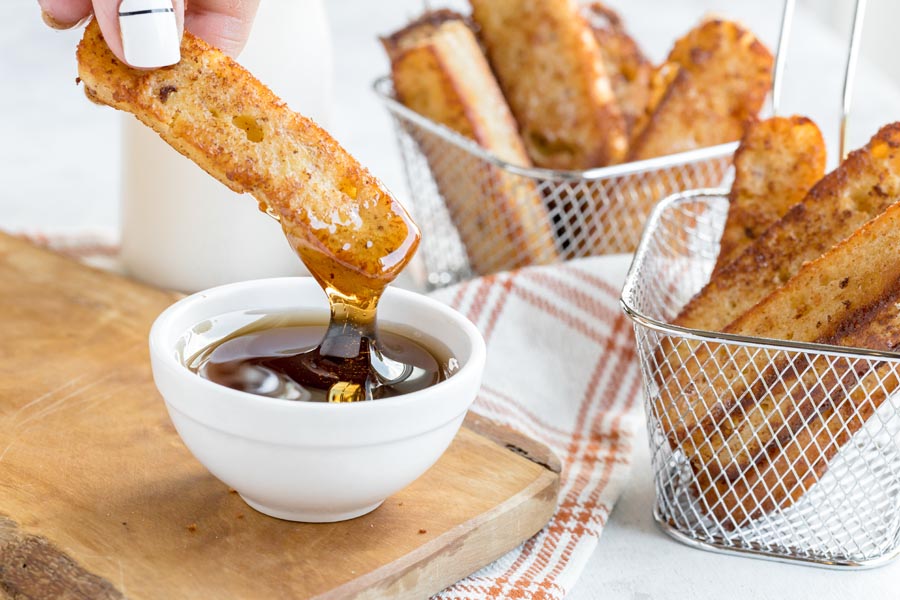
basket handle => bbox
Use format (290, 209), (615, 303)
(770, 0), (867, 160)
(841, 0), (868, 160)
(770, 0), (795, 117)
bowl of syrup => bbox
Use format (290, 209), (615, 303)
(149, 277), (486, 522)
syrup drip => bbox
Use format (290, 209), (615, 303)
(194, 189), (431, 402)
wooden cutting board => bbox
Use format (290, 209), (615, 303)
(0, 233), (560, 599)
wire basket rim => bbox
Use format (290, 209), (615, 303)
(373, 75), (739, 182)
(655, 514), (900, 570)
(619, 188), (900, 364)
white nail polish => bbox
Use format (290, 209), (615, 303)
(118, 0), (180, 68)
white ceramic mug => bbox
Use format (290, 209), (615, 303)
(120, 0), (333, 292)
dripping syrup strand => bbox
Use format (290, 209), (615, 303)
(259, 194), (421, 401)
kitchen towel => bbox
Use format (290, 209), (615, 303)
(429, 259), (642, 599)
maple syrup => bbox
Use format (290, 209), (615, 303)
(188, 313), (454, 402)
(185, 173), (451, 402)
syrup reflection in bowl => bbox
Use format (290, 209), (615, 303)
(149, 277), (486, 522)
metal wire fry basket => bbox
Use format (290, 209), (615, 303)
(620, 189), (900, 568)
(374, 77), (735, 289)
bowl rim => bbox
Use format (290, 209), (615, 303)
(149, 277), (487, 413)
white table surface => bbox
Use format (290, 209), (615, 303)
(4, 1), (900, 597)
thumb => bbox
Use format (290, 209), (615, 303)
(92, 0), (184, 69)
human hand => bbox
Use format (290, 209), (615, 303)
(39, 0), (261, 68)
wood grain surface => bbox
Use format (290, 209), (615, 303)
(0, 233), (559, 599)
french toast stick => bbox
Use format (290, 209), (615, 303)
(584, 2), (652, 137)
(630, 62), (680, 149)
(676, 123), (900, 332)
(690, 205), (900, 523)
(382, 11), (558, 275)
(714, 116), (826, 273)
(76, 20), (418, 295)
(469, 0), (627, 169)
(659, 124), (900, 448)
(628, 19), (773, 160)
(700, 332), (900, 526)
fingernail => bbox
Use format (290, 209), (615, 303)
(40, 9), (80, 30)
(118, 0), (180, 68)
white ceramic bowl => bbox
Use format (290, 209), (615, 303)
(149, 277), (486, 522)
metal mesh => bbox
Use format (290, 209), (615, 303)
(621, 190), (900, 568)
(375, 77), (736, 289)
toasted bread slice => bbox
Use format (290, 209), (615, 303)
(699, 358), (899, 526)
(629, 62), (680, 148)
(660, 124), (900, 447)
(382, 11), (558, 275)
(690, 207), (900, 523)
(714, 116), (826, 272)
(77, 20), (418, 295)
(584, 2), (652, 137)
(676, 123), (900, 333)
(470, 0), (627, 169)
(628, 19), (773, 161)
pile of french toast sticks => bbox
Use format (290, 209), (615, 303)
(382, 2), (774, 275)
(662, 116), (900, 527)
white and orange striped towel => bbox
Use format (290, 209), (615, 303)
(24, 233), (642, 599)
(429, 259), (641, 599)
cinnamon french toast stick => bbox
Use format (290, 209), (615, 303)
(692, 208), (900, 523)
(469, 0), (627, 169)
(76, 20), (418, 294)
(628, 19), (773, 160)
(676, 123), (900, 333)
(382, 11), (558, 275)
(584, 2), (652, 137)
(714, 116), (826, 273)
(660, 124), (900, 447)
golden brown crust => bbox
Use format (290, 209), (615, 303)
(693, 215), (900, 525)
(676, 122), (900, 333)
(383, 14), (559, 274)
(656, 126), (900, 526)
(714, 116), (827, 273)
(470, 0), (627, 169)
(628, 19), (773, 161)
(659, 123), (900, 455)
(584, 2), (652, 137)
(76, 19), (418, 296)
(629, 62), (680, 148)
(381, 9), (473, 52)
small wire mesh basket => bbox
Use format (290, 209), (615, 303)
(620, 189), (900, 568)
(374, 77), (735, 289)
